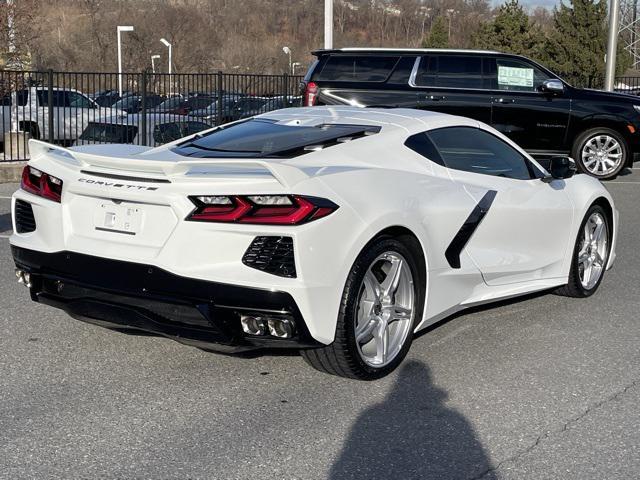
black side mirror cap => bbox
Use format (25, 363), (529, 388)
(539, 79), (565, 94)
(543, 156), (577, 181)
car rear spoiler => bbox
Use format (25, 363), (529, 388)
(28, 139), (311, 189)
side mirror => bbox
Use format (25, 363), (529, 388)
(545, 156), (577, 181)
(539, 79), (564, 94)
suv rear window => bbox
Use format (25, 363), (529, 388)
(80, 122), (138, 143)
(316, 55), (400, 82)
(173, 118), (380, 158)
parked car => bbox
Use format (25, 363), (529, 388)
(152, 94), (216, 115)
(227, 95), (300, 122)
(190, 93), (245, 122)
(302, 48), (640, 179)
(10, 87), (123, 145)
(89, 89), (134, 107)
(76, 113), (212, 147)
(111, 94), (166, 114)
(11, 107), (617, 379)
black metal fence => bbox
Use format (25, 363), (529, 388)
(0, 70), (303, 161)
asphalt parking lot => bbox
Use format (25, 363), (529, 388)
(1, 172), (640, 480)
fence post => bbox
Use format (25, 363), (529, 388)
(47, 69), (54, 143)
(283, 73), (289, 106)
(140, 70), (148, 146)
(217, 71), (223, 126)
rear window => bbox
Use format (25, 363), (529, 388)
(173, 118), (380, 158)
(80, 122), (138, 143)
(316, 55), (400, 82)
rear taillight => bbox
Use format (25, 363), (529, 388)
(21, 166), (63, 203)
(186, 195), (338, 225)
(304, 81), (319, 107)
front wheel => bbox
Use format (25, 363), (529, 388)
(555, 205), (610, 297)
(301, 235), (424, 380)
(572, 128), (627, 179)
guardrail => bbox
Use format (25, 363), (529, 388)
(0, 70), (303, 162)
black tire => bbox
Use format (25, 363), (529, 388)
(554, 204), (610, 298)
(301, 234), (425, 380)
(571, 127), (628, 179)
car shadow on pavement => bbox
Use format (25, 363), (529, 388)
(330, 360), (497, 480)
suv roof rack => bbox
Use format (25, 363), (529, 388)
(311, 47), (501, 56)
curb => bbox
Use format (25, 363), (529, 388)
(0, 161), (26, 183)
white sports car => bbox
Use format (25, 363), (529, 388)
(10, 107), (617, 380)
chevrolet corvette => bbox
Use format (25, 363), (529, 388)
(10, 107), (618, 380)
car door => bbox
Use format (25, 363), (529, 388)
(413, 54), (492, 124)
(488, 57), (571, 153)
(425, 125), (574, 286)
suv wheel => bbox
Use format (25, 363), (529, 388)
(572, 128), (627, 179)
(301, 235), (424, 380)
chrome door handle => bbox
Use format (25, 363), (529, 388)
(427, 95), (446, 101)
(494, 98), (515, 104)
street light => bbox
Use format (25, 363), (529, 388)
(117, 25), (134, 97)
(446, 9), (458, 41)
(160, 38), (172, 91)
(151, 54), (160, 74)
(325, 0), (333, 49)
(282, 46), (292, 75)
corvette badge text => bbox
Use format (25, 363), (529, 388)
(78, 178), (158, 191)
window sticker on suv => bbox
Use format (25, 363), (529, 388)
(498, 66), (534, 88)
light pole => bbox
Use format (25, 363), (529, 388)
(325, 0), (333, 49)
(282, 46), (292, 74)
(160, 38), (172, 91)
(604, 0), (621, 91)
(151, 54), (160, 74)
(446, 9), (457, 41)
(117, 26), (134, 97)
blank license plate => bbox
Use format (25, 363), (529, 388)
(93, 203), (143, 235)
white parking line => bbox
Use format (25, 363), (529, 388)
(0, 196), (12, 199)
(0, 234), (10, 239)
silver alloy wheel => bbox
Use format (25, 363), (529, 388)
(578, 212), (608, 290)
(581, 135), (623, 176)
(354, 251), (415, 368)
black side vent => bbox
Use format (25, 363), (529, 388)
(14, 199), (36, 233)
(242, 236), (296, 278)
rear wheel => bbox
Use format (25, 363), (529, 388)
(555, 205), (610, 297)
(572, 128), (627, 179)
(301, 235), (424, 380)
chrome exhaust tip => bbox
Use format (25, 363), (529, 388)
(15, 269), (32, 288)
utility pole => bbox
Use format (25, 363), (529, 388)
(325, 0), (333, 49)
(605, 0), (621, 91)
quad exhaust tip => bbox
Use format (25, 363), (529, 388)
(240, 314), (295, 339)
(15, 269), (32, 288)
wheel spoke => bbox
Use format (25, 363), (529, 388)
(381, 257), (403, 298)
(390, 305), (412, 323)
(374, 323), (389, 364)
(364, 270), (381, 302)
(356, 317), (377, 344)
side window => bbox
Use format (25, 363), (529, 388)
(414, 56), (484, 89)
(36, 91), (70, 107)
(492, 58), (550, 92)
(316, 55), (400, 82)
(69, 92), (94, 108)
(426, 127), (534, 180)
(404, 132), (444, 166)
(185, 122), (210, 136)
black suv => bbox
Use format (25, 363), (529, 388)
(301, 48), (640, 179)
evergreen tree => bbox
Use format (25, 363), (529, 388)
(545, 0), (631, 87)
(422, 17), (449, 49)
(473, 0), (545, 60)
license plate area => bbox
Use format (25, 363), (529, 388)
(93, 202), (143, 235)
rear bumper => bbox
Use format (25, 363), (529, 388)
(11, 246), (320, 353)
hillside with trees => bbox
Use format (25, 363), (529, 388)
(0, 0), (633, 85)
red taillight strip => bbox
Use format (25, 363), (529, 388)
(187, 195), (338, 225)
(21, 166), (63, 203)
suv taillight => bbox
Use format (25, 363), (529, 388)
(186, 195), (338, 225)
(304, 81), (319, 107)
(21, 166), (63, 203)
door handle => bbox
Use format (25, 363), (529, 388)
(427, 95), (446, 101)
(494, 98), (515, 104)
